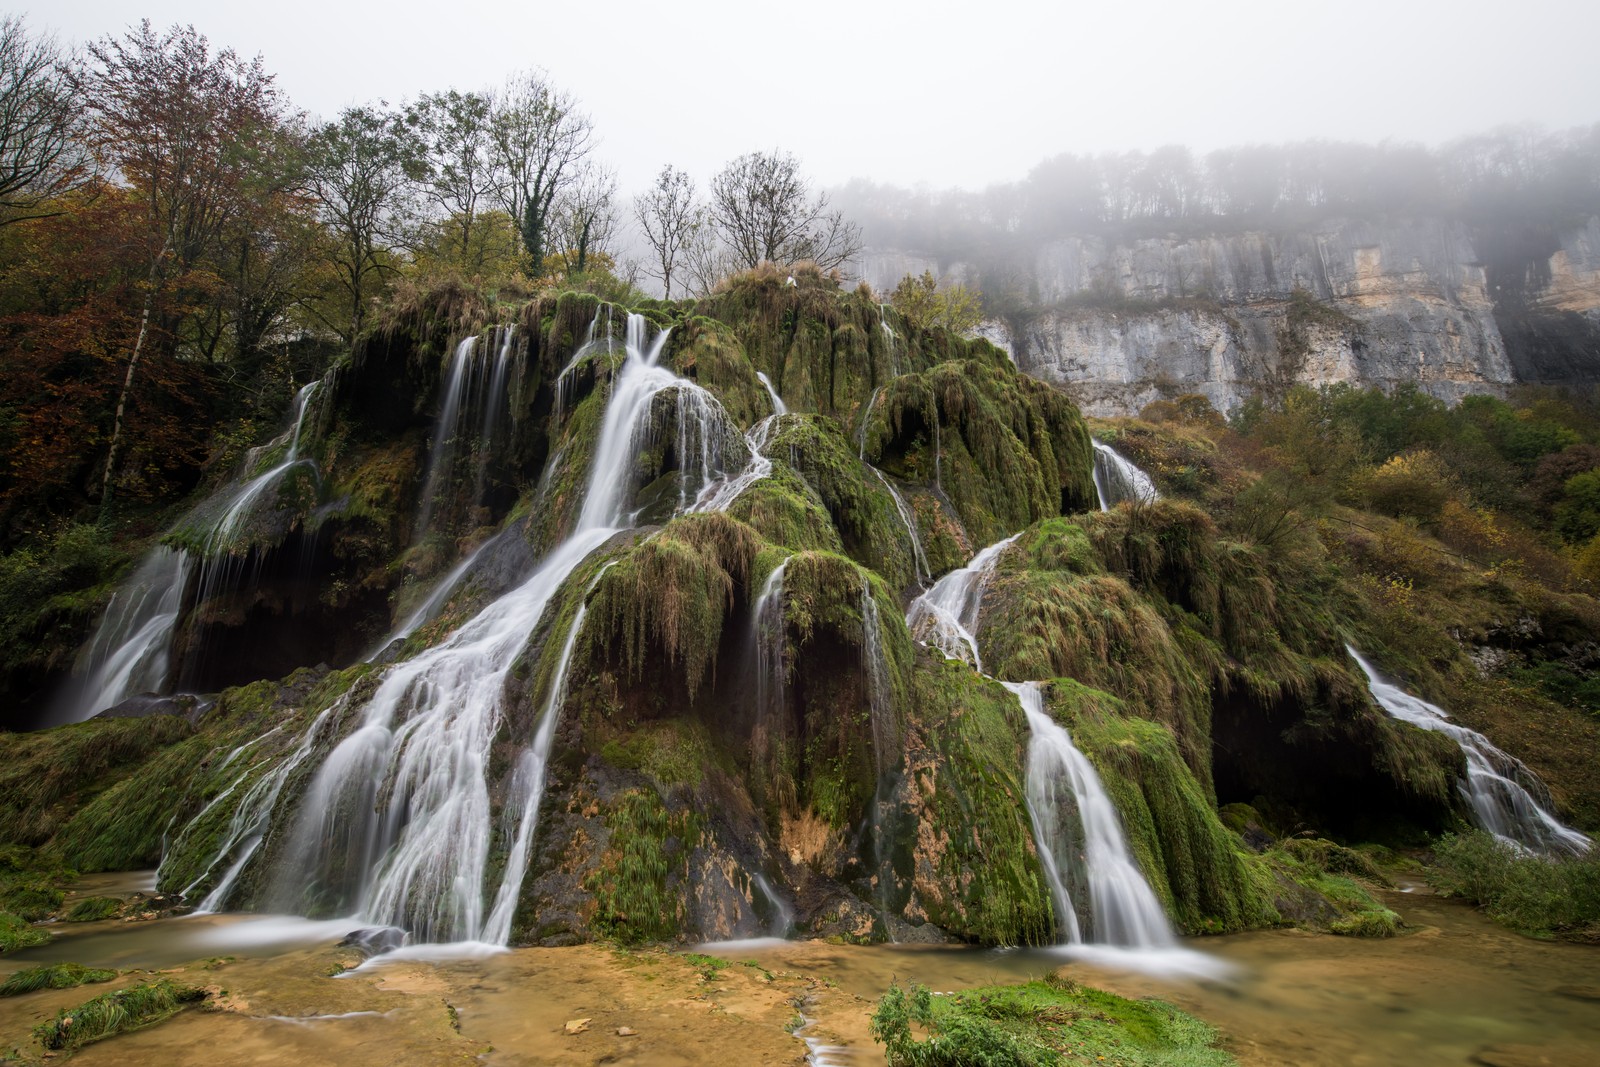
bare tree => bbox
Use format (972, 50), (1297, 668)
(550, 161), (616, 275)
(709, 150), (861, 272)
(0, 16), (90, 223)
(489, 70), (591, 274)
(633, 164), (698, 298)
(408, 89), (499, 271)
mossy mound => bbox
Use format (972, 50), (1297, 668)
(864, 358), (1097, 546)
(0, 962), (116, 996)
(33, 978), (207, 1052)
(871, 978), (1234, 1067)
(1048, 681), (1276, 935)
(902, 659), (1056, 945)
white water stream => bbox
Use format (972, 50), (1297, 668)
(1348, 645), (1591, 856)
(189, 314), (745, 947)
(1091, 440), (1159, 511)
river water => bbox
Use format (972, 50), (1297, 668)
(2, 874), (1596, 1066)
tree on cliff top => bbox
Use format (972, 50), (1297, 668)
(489, 70), (591, 277)
(709, 150), (861, 272)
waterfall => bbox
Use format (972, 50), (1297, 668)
(748, 559), (789, 766)
(693, 415), (775, 514)
(1004, 682), (1176, 947)
(1348, 646), (1591, 857)
(1091, 440), (1159, 512)
(857, 386), (883, 460)
(752, 872), (793, 938)
(904, 534), (1018, 671)
(193, 379), (325, 604)
(189, 313), (743, 946)
(907, 538), (1183, 955)
(49, 380), (324, 726)
(755, 371), (787, 416)
(48, 547), (190, 726)
(414, 329), (519, 539)
(870, 467), (929, 585)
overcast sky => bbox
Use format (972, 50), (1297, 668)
(22, 0), (1600, 195)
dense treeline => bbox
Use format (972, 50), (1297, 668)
(0, 17), (858, 545)
(836, 125), (1600, 260)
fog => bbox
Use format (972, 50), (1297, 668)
(23, 0), (1600, 194)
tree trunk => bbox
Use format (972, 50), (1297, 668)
(100, 242), (168, 506)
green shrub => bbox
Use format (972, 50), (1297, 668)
(1430, 831), (1600, 939)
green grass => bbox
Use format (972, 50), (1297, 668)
(0, 962), (117, 996)
(64, 895), (123, 922)
(1430, 831), (1600, 940)
(33, 978), (207, 1051)
(871, 978), (1234, 1066)
(0, 911), (48, 953)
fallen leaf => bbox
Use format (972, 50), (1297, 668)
(564, 1018), (591, 1035)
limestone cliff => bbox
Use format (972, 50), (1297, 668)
(861, 216), (1600, 415)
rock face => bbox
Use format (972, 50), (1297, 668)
(860, 216), (1600, 415)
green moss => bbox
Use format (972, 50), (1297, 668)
(64, 895), (122, 922)
(0, 911), (48, 953)
(584, 789), (696, 945)
(586, 514), (760, 700)
(599, 720), (714, 790)
(863, 358), (1096, 545)
(33, 978), (207, 1051)
(1261, 841), (1399, 937)
(1056, 686), (1277, 934)
(0, 962), (116, 996)
(910, 659), (1055, 946)
(871, 978), (1234, 1067)
(0, 716), (194, 851)
(764, 416), (918, 591)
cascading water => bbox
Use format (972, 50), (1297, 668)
(189, 313), (745, 947)
(870, 468), (929, 585)
(1091, 440), (1159, 512)
(904, 535), (1018, 670)
(414, 328), (520, 539)
(1348, 646), (1591, 856)
(907, 540), (1189, 960)
(694, 415), (776, 514)
(748, 559), (789, 765)
(1003, 681), (1175, 947)
(192, 379), (325, 605)
(48, 547), (191, 726)
(49, 380), (324, 726)
(857, 386), (883, 461)
(755, 371), (787, 416)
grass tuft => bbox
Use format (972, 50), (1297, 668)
(33, 978), (207, 1051)
(0, 962), (116, 996)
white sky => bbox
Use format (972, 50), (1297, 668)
(22, 0), (1600, 195)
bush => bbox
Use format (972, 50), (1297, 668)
(1356, 451), (1456, 522)
(1430, 831), (1600, 940)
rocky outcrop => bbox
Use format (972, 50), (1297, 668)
(859, 216), (1600, 415)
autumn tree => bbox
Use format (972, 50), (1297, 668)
(303, 104), (418, 342)
(0, 16), (91, 225)
(489, 70), (591, 275)
(709, 150), (861, 272)
(634, 164), (698, 298)
(889, 270), (983, 334)
(82, 20), (291, 501)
